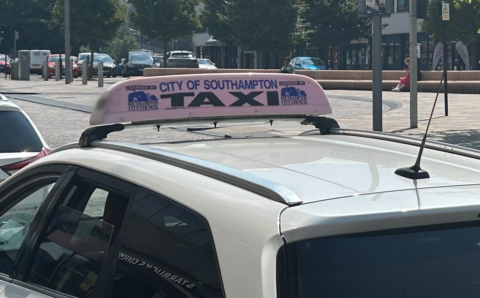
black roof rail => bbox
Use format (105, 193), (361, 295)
(78, 117), (340, 147)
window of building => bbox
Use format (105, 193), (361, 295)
(111, 188), (225, 298)
(398, 0), (409, 12)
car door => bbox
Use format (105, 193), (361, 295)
(0, 167), (137, 298)
(0, 165), (74, 297)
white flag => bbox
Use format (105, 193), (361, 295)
(432, 42), (443, 70)
(454, 41), (470, 70)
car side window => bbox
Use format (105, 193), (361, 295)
(25, 177), (131, 298)
(111, 188), (225, 298)
(0, 179), (58, 276)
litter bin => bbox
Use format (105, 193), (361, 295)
(10, 62), (18, 80)
(18, 50), (30, 81)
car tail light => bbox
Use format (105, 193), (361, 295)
(1, 147), (51, 175)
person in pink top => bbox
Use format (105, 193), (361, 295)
(392, 58), (410, 92)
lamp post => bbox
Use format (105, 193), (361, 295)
(409, 0), (418, 128)
(64, 0), (71, 84)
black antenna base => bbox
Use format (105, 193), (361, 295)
(395, 166), (430, 180)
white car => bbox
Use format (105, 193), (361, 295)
(0, 94), (50, 183)
(0, 74), (478, 298)
(198, 58), (217, 69)
(29, 50), (51, 74)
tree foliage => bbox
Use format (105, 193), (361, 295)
(454, 0), (480, 33)
(107, 23), (139, 61)
(0, 0), (66, 55)
(422, 0), (480, 43)
(227, 0), (299, 54)
(52, 0), (125, 77)
(201, 0), (236, 45)
(128, 0), (201, 67)
(305, 0), (371, 48)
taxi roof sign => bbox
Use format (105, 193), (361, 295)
(90, 73), (332, 126)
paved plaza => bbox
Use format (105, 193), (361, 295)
(1, 75), (480, 150)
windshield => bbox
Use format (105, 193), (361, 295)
(198, 59), (212, 65)
(301, 58), (325, 66)
(130, 53), (153, 61)
(171, 53), (195, 59)
(278, 221), (480, 298)
(78, 54), (89, 60)
(94, 55), (113, 62)
(0, 111), (43, 153)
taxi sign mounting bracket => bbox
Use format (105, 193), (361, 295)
(79, 124), (125, 147)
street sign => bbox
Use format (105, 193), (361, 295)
(442, 2), (450, 21)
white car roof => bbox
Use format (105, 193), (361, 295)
(0, 94), (22, 112)
(154, 133), (480, 203)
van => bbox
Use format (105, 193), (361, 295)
(30, 50), (51, 74)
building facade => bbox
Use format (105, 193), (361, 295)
(194, 0), (480, 70)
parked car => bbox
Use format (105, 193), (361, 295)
(290, 56), (326, 70)
(41, 54), (79, 78)
(123, 51), (154, 77)
(166, 50), (199, 68)
(153, 56), (163, 68)
(77, 52), (91, 75)
(117, 58), (126, 75)
(197, 58), (217, 70)
(92, 53), (117, 77)
(0, 55), (11, 74)
(29, 50), (51, 74)
(0, 94), (50, 183)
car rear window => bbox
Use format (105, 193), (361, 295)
(171, 53), (195, 59)
(278, 221), (480, 298)
(0, 111), (43, 153)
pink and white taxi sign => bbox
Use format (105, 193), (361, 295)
(90, 73), (332, 125)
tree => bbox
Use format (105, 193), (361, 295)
(107, 23), (139, 61)
(454, 0), (480, 33)
(227, 0), (299, 68)
(52, 0), (126, 78)
(128, 0), (201, 68)
(0, 0), (66, 55)
(422, 0), (480, 43)
(201, 0), (236, 45)
(305, 0), (371, 48)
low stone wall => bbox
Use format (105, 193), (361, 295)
(143, 68), (479, 81)
(142, 68), (480, 93)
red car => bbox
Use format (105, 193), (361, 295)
(0, 54), (11, 74)
(42, 54), (79, 78)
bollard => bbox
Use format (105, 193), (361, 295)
(82, 61), (87, 85)
(55, 59), (60, 81)
(98, 61), (104, 87)
(43, 60), (48, 81)
(70, 60), (74, 83)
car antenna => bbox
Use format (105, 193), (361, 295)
(395, 72), (445, 180)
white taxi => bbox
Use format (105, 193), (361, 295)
(0, 74), (478, 298)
